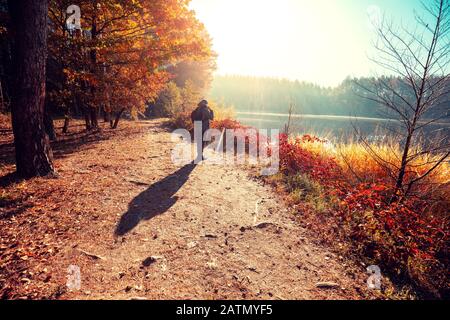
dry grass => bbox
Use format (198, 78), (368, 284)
(295, 135), (449, 189)
(297, 137), (450, 222)
(338, 143), (448, 183)
(210, 102), (235, 121)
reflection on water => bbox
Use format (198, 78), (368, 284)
(236, 112), (450, 143)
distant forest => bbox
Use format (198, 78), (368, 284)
(210, 75), (450, 121)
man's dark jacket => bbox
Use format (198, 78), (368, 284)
(191, 105), (214, 133)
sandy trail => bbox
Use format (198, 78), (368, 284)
(1, 120), (370, 300)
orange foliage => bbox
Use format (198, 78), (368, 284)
(211, 119), (247, 131)
(48, 0), (213, 114)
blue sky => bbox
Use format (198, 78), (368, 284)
(190, 0), (430, 87)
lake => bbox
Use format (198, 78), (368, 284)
(236, 111), (450, 143)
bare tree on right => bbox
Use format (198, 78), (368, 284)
(358, 0), (450, 198)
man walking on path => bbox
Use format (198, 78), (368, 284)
(191, 100), (214, 161)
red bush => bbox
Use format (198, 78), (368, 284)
(277, 133), (448, 297)
(337, 182), (446, 263)
(279, 133), (340, 182)
(211, 119), (247, 130)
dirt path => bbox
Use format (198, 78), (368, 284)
(1, 120), (371, 300)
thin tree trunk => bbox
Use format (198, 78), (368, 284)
(0, 80), (5, 112)
(83, 106), (91, 131)
(8, 0), (54, 178)
(84, 116), (91, 130)
(395, 108), (420, 194)
(62, 115), (70, 134)
(103, 106), (111, 123)
(90, 106), (99, 128)
(88, 3), (99, 129)
(395, 131), (413, 191)
(112, 108), (125, 129)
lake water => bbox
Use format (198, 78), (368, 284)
(236, 111), (450, 142)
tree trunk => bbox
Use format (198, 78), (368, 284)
(0, 80), (5, 113)
(395, 112), (419, 195)
(82, 105), (92, 131)
(90, 106), (99, 128)
(103, 106), (111, 123)
(44, 103), (56, 141)
(395, 132), (413, 192)
(112, 108), (125, 129)
(8, 0), (54, 178)
(62, 115), (70, 134)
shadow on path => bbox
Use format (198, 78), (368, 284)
(115, 162), (197, 236)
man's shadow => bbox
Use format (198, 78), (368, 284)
(115, 162), (197, 236)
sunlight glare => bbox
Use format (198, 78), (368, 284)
(190, 0), (373, 87)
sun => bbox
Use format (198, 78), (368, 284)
(192, 0), (312, 73)
(190, 0), (376, 86)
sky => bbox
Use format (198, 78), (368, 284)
(189, 0), (426, 87)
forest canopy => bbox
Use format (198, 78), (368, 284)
(0, 0), (215, 129)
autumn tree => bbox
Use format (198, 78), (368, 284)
(7, 0), (55, 178)
(48, 0), (213, 130)
(148, 32), (216, 118)
(147, 81), (182, 117)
